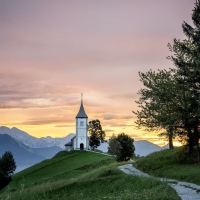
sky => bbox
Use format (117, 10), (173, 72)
(0, 0), (196, 146)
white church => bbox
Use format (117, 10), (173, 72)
(65, 97), (89, 151)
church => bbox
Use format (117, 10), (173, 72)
(65, 97), (89, 151)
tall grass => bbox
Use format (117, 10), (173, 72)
(0, 150), (180, 200)
(134, 147), (200, 185)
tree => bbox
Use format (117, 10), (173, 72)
(134, 1), (200, 157)
(0, 151), (16, 189)
(133, 69), (180, 149)
(108, 133), (135, 162)
(88, 119), (106, 150)
(108, 134), (119, 155)
(167, 0), (200, 155)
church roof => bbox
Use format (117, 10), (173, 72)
(65, 141), (73, 146)
(64, 136), (76, 146)
(76, 99), (88, 118)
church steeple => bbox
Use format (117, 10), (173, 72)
(76, 93), (88, 118)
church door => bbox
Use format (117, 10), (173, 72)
(80, 143), (84, 150)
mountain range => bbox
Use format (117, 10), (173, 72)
(0, 126), (168, 171)
(0, 126), (74, 148)
(0, 134), (62, 172)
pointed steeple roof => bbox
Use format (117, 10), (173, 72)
(76, 95), (88, 118)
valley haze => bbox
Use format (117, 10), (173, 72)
(0, 126), (167, 172)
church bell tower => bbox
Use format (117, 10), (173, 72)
(75, 94), (88, 150)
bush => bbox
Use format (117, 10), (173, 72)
(108, 133), (135, 162)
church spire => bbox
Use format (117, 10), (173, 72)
(76, 93), (88, 118)
(81, 93), (83, 105)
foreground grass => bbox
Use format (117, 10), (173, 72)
(134, 147), (200, 185)
(0, 150), (180, 200)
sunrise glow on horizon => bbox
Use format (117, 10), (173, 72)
(0, 0), (195, 145)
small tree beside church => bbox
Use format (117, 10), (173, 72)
(88, 119), (106, 150)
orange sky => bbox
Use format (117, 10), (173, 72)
(0, 0), (195, 146)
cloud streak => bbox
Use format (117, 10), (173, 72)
(0, 0), (196, 140)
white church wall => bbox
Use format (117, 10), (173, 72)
(76, 118), (88, 149)
(73, 138), (76, 149)
(77, 118), (87, 129)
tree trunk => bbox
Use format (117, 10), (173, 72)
(169, 136), (174, 149)
(187, 126), (194, 155)
(194, 126), (200, 161)
(168, 128), (174, 149)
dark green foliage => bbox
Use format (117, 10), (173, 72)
(89, 133), (100, 149)
(116, 133), (135, 162)
(108, 134), (119, 155)
(109, 133), (135, 162)
(88, 119), (106, 149)
(133, 69), (178, 149)
(0, 151), (16, 189)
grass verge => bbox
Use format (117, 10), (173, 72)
(134, 147), (200, 185)
(0, 150), (180, 200)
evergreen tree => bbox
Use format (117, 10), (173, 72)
(0, 151), (16, 189)
(167, 0), (200, 154)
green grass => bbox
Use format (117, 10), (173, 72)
(134, 147), (200, 185)
(0, 150), (180, 200)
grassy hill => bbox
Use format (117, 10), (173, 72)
(134, 147), (200, 185)
(0, 150), (180, 200)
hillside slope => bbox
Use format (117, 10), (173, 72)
(134, 147), (200, 185)
(0, 151), (180, 200)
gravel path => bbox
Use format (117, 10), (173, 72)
(118, 164), (200, 200)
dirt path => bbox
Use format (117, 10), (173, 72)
(118, 164), (200, 200)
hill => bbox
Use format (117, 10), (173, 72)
(134, 147), (200, 185)
(0, 134), (62, 172)
(0, 151), (180, 200)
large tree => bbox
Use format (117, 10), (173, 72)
(133, 69), (180, 149)
(134, 1), (200, 157)
(167, 0), (200, 154)
(0, 151), (16, 189)
(88, 119), (106, 150)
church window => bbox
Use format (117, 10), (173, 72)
(80, 121), (84, 126)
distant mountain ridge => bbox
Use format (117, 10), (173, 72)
(0, 126), (168, 158)
(0, 126), (74, 149)
(0, 134), (63, 172)
(97, 140), (168, 156)
(0, 134), (45, 172)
